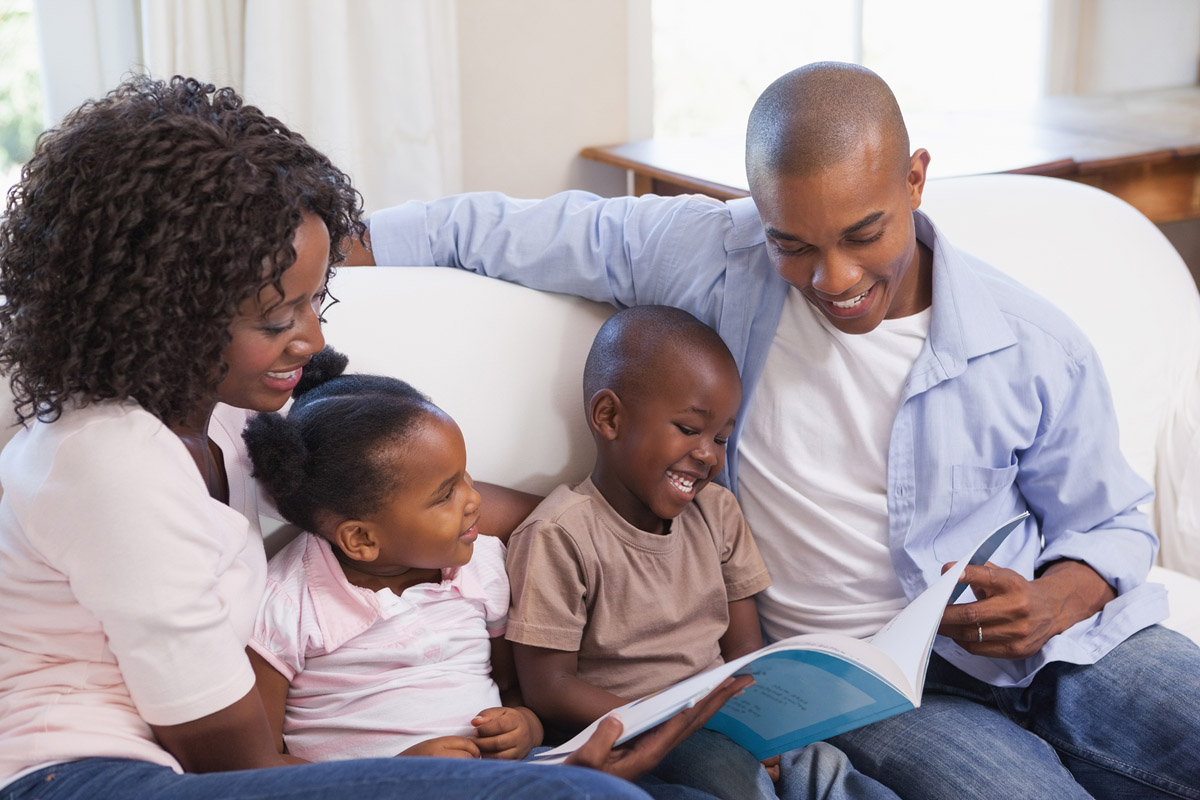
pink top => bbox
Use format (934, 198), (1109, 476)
(0, 402), (267, 787)
(249, 531), (509, 760)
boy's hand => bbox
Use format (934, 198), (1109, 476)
(472, 706), (544, 760)
(398, 735), (481, 759)
(761, 754), (781, 782)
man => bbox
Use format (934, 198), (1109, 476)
(350, 63), (1200, 799)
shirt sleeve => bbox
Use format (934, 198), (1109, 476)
(504, 519), (590, 652)
(1018, 344), (1158, 595)
(466, 534), (510, 637)
(248, 559), (308, 682)
(367, 191), (732, 314)
(29, 413), (259, 726)
(699, 485), (773, 601)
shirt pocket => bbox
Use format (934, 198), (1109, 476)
(932, 463), (1020, 562)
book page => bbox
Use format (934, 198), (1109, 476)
(869, 511), (1030, 694)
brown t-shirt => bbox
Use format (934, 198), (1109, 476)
(505, 477), (772, 701)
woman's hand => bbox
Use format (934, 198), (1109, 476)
(472, 706), (544, 760)
(563, 674), (752, 781)
(939, 559), (1116, 659)
(399, 736), (482, 759)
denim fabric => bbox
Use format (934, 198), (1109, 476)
(646, 727), (771, 799)
(827, 625), (1200, 799)
(0, 755), (653, 800)
(776, 742), (902, 800)
(647, 728), (900, 800)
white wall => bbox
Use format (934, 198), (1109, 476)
(1050, 0), (1200, 94)
(455, 0), (649, 198)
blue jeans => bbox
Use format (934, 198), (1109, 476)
(0, 755), (654, 800)
(646, 727), (770, 799)
(826, 625), (1200, 799)
(650, 728), (898, 800)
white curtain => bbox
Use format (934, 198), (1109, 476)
(33, 0), (461, 211)
(242, 0), (462, 213)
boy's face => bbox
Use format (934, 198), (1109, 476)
(602, 352), (742, 533)
(753, 142), (931, 335)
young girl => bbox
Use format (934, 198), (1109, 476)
(243, 349), (544, 762)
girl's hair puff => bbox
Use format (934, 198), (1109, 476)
(0, 74), (365, 425)
(243, 348), (438, 535)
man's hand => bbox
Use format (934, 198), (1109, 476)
(472, 706), (544, 760)
(563, 674), (753, 781)
(398, 735), (481, 759)
(939, 559), (1116, 659)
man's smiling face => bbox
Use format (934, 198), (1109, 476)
(754, 142), (931, 335)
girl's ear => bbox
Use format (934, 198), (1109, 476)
(334, 519), (379, 562)
(588, 389), (622, 441)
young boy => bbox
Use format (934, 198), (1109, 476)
(504, 306), (895, 800)
(504, 305), (768, 799)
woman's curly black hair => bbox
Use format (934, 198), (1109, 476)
(243, 348), (440, 536)
(0, 74), (365, 425)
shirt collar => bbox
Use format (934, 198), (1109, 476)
(908, 210), (1018, 396)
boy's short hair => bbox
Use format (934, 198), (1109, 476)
(582, 305), (739, 409)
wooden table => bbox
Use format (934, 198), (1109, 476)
(580, 86), (1200, 226)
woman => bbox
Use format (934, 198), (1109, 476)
(0, 75), (744, 800)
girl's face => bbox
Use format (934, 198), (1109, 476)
(219, 212), (330, 413)
(365, 412), (483, 572)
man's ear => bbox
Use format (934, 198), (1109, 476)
(334, 519), (379, 562)
(588, 389), (622, 441)
(907, 148), (931, 210)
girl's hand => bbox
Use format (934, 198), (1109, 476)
(472, 706), (544, 760)
(398, 735), (481, 759)
(761, 754), (782, 782)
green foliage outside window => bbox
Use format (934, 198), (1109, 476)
(0, 3), (44, 189)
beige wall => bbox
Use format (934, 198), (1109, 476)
(455, 0), (646, 198)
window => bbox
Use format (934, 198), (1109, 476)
(0, 0), (45, 199)
(651, 0), (1049, 139)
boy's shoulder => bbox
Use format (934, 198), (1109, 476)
(519, 478), (613, 530)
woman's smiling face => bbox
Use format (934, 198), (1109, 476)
(218, 212), (330, 412)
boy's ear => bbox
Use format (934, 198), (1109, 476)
(588, 389), (622, 441)
(334, 519), (380, 562)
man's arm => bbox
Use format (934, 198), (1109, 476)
(941, 343), (1154, 659)
(939, 559), (1115, 659)
(360, 192), (729, 313)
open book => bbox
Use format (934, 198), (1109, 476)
(530, 511), (1029, 763)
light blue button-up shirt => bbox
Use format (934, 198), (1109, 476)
(369, 190), (1167, 687)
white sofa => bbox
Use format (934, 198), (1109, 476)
(317, 173), (1200, 643)
(0, 174), (1197, 643)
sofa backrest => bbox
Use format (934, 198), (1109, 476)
(319, 267), (613, 495)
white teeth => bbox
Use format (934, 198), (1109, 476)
(832, 290), (869, 308)
(667, 471), (696, 494)
(267, 369), (298, 379)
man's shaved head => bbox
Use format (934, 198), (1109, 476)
(583, 305), (737, 409)
(746, 62), (910, 190)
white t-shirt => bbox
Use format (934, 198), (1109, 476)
(739, 288), (931, 641)
(0, 402), (266, 786)
(250, 532), (510, 761)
